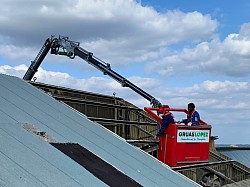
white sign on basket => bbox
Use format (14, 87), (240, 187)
(177, 129), (210, 142)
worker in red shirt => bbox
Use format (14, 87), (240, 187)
(179, 103), (200, 126)
(156, 106), (175, 136)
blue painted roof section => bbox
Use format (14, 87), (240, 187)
(218, 149), (250, 168)
(0, 74), (200, 187)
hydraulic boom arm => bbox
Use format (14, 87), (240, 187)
(23, 36), (162, 107)
(23, 38), (51, 80)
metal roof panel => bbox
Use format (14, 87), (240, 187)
(0, 74), (200, 187)
(218, 148), (250, 168)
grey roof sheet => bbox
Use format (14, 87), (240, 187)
(0, 74), (200, 187)
(218, 148), (250, 168)
(222, 179), (250, 187)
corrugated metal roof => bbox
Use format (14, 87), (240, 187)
(0, 74), (200, 187)
(222, 179), (250, 187)
(217, 147), (250, 168)
(0, 122), (107, 187)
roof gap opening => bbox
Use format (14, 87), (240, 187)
(50, 143), (142, 187)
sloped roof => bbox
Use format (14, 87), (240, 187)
(0, 74), (200, 187)
(217, 147), (250, 168)
(222, 179), (250, 187)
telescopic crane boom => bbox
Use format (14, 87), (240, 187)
(23, 35), (162, 108)
(23, 38), (51, 80)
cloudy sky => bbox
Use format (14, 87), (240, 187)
(1, 0), (250, 144)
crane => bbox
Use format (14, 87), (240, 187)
(23, 35), (211, 169)
(23, 35), (162, 108)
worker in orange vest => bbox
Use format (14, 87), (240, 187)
(179, 103), (200, 126)
(156, 105), (175, 136)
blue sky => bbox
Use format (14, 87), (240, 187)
(143, 0), (250, 36)
(0, 0), (250, 144)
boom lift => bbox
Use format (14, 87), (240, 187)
(24, 35), (211, 167)
(23, 35), (161, 108)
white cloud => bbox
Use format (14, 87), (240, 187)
(0, 0), (218, 66)
(0, 45), (36, 60)
(0, 64), (158, 101)
(0, 64), (27, 78)
(146, 23), (250, 77)
(197, 80), (250, 93)
(1, 64), (250, 144)
(223, 31), (250, 56)
(2, 64), (250, 112)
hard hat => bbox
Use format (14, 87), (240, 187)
(162, 105), (169, 108)
(158, 107), (164, 114)
(158, 105), (170, 114)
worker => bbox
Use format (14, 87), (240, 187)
(179, 103), (200, 126)
(156, 106), (175, 136)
